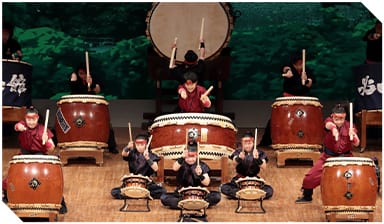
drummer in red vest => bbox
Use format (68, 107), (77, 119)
(2, 106), (68, 214)
(295, 104), (360, 203)
(177, 71), (211, 113)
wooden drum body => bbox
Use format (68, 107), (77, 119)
(321, 157), (377, 215)
(178, 186), (210, 210)
(55, 94), (110, 149)
(271, 96), (323, 150)
(149, 113), (237, 159)
(146, 2), (233, 62)
(7, 155), (64, 212)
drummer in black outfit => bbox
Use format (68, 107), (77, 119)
(169, 38), (205, 85)
(68, 63), (118, 154)
(111, 134), (166, 199)
(258, 51), (315, 147)
(2, 22), (23, 60)
(160, 142), (221, 209)
(220, 131), (273, 199)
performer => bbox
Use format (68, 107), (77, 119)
(170, 38), (205, 85)
(111, 134), (166, 199)
(68, 63), (118, 154)
(160, 142), (221, 209)
(69, 63), (101, 94)
(2, 106), (68, 214)
(295, 104), (360, 203)
(178, 71), (211, 112)
(2, 21), (23, 60)
(363, 20), (382, 64)
(220, 131), (273, 199)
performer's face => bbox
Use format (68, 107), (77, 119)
(185, 154), (197, 165)
(331, 113), (346, 128)
(184, 81), (197, 93)
(78, 68), (87, 81)
(135, 141), (147, 153)
(241, 139), (254, 152)
(25, 115), (39, 129)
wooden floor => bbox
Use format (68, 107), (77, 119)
(2, 127), (382, 222)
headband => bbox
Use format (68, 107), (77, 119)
(25, 113), (39, 119)
(135, 139), (147, 144)
(331, 113), (346, 119)
(242, 137), (254, 142)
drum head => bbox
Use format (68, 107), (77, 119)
(146, 3), (233, 62)
(178, 199), (209, 210)
(236, 188), (266, 200)
(121, 186), (150, 199)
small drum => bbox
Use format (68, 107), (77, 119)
(321, 157), (378, 213)
(120, 174), (152, 199)
(149, 113), (237, 159)
(146, 2), (233, 62)
(2, 59), (32, 122)
(178, 186), (210, 210)
(235, 177), (266, 200)
(270, 96), (323, 150)
(7, 155), (63, 212)
(55, 94), (110, 148)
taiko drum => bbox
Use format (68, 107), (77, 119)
(321, 157), (377, 209)
(271, 96), (323, 149)
(7, 155), (63, 209)
(55, 94), (110, 148)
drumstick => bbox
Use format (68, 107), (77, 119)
(128, 122), (132, 143)
(202, 86), (214, 97)
(42, 109), (50, 145)
(169, 37), (178, 68)
(349, 102), (353, 141)
(145, 135), (153, 153)
(199, 18), (205, 49)
(85, 51), (91, 90)
(254, 128), (258, 151)
(302, 49), (306, 85)
(197, 141), (200, 167)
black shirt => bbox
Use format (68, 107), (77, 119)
(3, 39), (21, 59)
(123, 148), (160, 177)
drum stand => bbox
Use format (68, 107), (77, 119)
(325, 211), (374, 222)
(178, 207), (208, 222)
(119, 197), (151, 212)
(275, 148), (320, 167)
(235, 189), (266, 214)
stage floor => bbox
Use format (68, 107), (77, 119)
(1, 127), (382, 222)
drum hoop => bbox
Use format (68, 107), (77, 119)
(272, 97), (322, 108)
(151, 144), (234, 160)
(7, 203), (62, 211)
(9, 155), (62, 164)
(323, 205), (376, 213)
(2, 59), (33, 67)
(271, 144), (323, 150)
(178, 186), (210, 194)
(120, 174), (152, 182)
(235, 177), (265, 184)
(149, 113), (237, 131)
(58, 95), (108, 105)
(323, 157), (375, 167)
(58, 141), (108, 149)
(145, 2), (233, 62)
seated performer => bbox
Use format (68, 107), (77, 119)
(160, 142), (221, 209)
(111, 134), (166, 199)
(2, 106), (67, 214)
(295, 104), (360, 203)
(220, 131), (273, 199)
(177, 71), (211, 113)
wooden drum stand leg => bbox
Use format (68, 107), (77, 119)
(13, 211), (58, 222)
(325, 212), (374, 222)
(59, 147), (104, 166)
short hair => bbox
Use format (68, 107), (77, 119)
(242, 131), (254, 139)
(182, 71), (198, 83)
(26, 106), (39, 115)
(331, 104), (346, 114)
(184, 50), (198, 63)
(135, 134), (148, 142)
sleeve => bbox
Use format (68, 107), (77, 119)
(201, 162), (210, 174)
(258, 149), (268, 163)
(150, 152), (160, 162)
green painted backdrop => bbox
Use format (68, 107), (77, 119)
(2, 2), (378, 100)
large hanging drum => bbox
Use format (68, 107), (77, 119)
(321, 157), (377, 215)
(146, 2), (233, 62)
(7, 155), (63, 213)
(2, 59), (33, 122)
(55, 94), (110, 149)
(270, 96), (323, 150)
(149, 113), (237, 159)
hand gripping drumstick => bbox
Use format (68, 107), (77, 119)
(169, 37), (178, 68)
(301, 49), (306, 85)
(85, 51), (91, 90)
(42, 109), (50, 145)
(349, 102), (353, 141)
